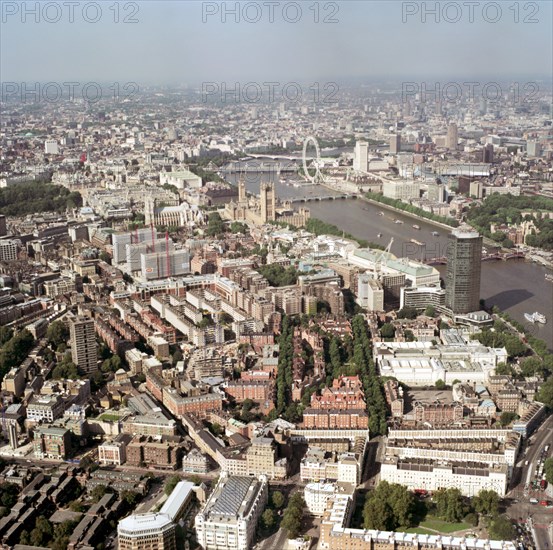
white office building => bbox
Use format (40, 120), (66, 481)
(195, 473), (268, 550)
(400, 285), (445, 310)
(304, 482), (355, 516)
(382, 179), (421, 201)
(357, 273), (384, 311)
(118, 481), (195, 549)
(380, 457), (508, 497)
(374, 341), (507, 386)
(348, 249), (440, 288)
(0, 240), (17, 262)
(159, 169), (202, 189)
(353, 141), (368, 173)
(44, 139), (59, 154)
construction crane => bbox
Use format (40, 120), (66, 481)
(374, 237), (394, 278)
(150, 223), (156, 253)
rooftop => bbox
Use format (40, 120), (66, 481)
(204, 475), (265, 521)
(118, 513), (173, 535)
(160, 480), (195, 521)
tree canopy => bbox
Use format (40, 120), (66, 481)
(380, 323), (395, 339)
(46, 320), (69, 347)
(0, 327), (13, 347)
(471, 329), (527, 358)
(363, 481), (417, 531)
(101, 355), (123, 373)
(367, 193), (459, 227)
(488, 515), (516, 541)
(0, 329), (34, 382)
(230, 221), (248, 234)
(205, 212), (226, 237)
(305, 217), (384, 249)
(51, 357), (79, 380)
(281, 493), (305, 539)
(0, 483), (19, 509)
(164, 475), (182, 496)
(272, 490), (285, 509)
(537, 377), (553, 409)
(0, 181), (82, 216)
(397, 307), (418, 320)
(499, 411), (517, 426)
(432, 488), (469, 523)
(467, 193), (553, 250)
(258, 264), (299, 287)
(473, 489), (500, 516)
(544, 458), (553, 483)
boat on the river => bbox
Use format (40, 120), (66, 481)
(379, 211), (384, 216)
(534, 312), (547, 324)
(546, 273), (553, 282)
(410, 239), (424, 246)
(394, 219), (403, 224)
(431, 231), (440, 236)
(413, 224), (420, 230)
(525, 312), (547, 324)
(377, 233), (382, 238)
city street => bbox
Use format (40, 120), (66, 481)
(258, 527), (289, 550)
(507, 415), (553, 549)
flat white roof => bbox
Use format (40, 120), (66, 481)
(118, 513), (173, 535)
(160, 480), (195, 521)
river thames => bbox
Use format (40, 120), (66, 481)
(228, 172), (553, 351)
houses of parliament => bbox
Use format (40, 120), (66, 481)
(223, 179), (311, 228)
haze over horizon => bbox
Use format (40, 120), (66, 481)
(2, 1), (552, 84)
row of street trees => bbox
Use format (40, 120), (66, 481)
(351, 315), (388, 435)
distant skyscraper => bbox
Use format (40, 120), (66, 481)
(526, 141), (541, 158)
(479, 97), (487, 115)
(389, 134), (401, 154)
(44, 139), (59, 154)
(482, 143), (494, 163)
(447, 123), (458, 150)
(445, 227), (483, 314)
(353, 141), (368, 172)
(70, 316), (97, 374)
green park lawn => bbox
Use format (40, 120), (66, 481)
(402, 527), (436, 535)
(399, 515), (470, 536)
(419, 516), (470, 533)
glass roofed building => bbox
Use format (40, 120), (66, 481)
(195, 473), (268, 550)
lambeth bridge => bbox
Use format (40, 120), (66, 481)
(423, 251), (526, 265)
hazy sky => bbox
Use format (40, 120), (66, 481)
(2, 1), (552, 84)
